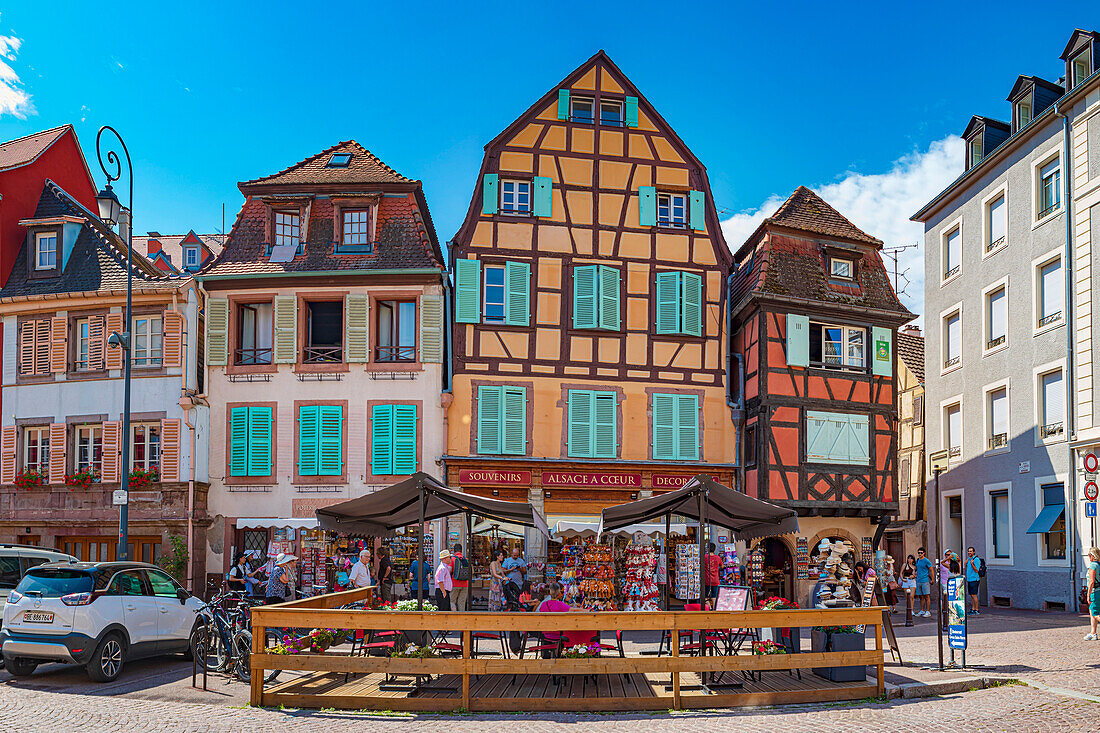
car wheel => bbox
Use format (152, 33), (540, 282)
(86, 633), (125, 682)
(4, 657), (38, 677)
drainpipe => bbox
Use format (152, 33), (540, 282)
(172, 284), (197, 592)
(727, 273), (746, 493)
(440, 246), (454, 543)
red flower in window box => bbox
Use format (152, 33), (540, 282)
(755, 595), (799, 610)
(127, 466), (160, 490)
(64, 470), (99, 490)
(13, 469), (46, 490)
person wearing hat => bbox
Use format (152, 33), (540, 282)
(265, 553), (297, 605)
(434, 549), (454, 611)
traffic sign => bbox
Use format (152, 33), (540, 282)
(1087, 502), (1097, 519)
(1086, 481), (1099, 502)
(112, 489), (128, 506)
(1086, 453), (1099, 473)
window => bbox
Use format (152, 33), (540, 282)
(371, 404), (418, 475)
(274, 211), (300, 248)
(1038, 157), (1061, 220)
(76, 318), (92, 370)
(500, 180), (531, 215)
(304, 301), (343, 363)
(23, 427), (49, 474)
(599, 99), (624, 127)
(809, 323), (865, 369)
(477, 385), (527, 455)
(1073, 49), (1092, 87)
(242, 530), (267, 555)
(745, 425), (757, 466)
(986, 193), (1006, 253)
(377, 300), (416, 362)
(326, 152), (351, 168)
(942, 226), (961, 280)
(342, 209), (371, 247)
(987, 387), (1008, 451)
(145, 569), (182, 598)
(297, 404), (343, 477)
(132, 315), (162, 367)
(1037, 256), (1063, 328)
(483, 265), (506, 323)
(108, 570), (148, 596)
(913, 394), (924, 426)
(1017, 97), (1032, 129)
(986, 285), (1007, 350)
(655, 271), (703, 336)
(652, 393), (700, 461)
(945, 403), (962, 458)
(567, 390), (617, 458)
(968, 133), (983, 168)
(131, 423), (160, 471)
(454, 259), (530, 327)
(184, 247), (199, 269)
(0, 557), (20, 589)
(1040, 483), (1066, 560)
(805, 411), (869, 465)
(943, 311), (961, 369)
(1039, 369), (1064, 439)
(990, 489), (1010, 559)
(829, 257), (854, 280)
(570, 96), (594, 124)
(35, 232), (57, 270)
(572, 265), (620, 331)
(75, 425), (102, 475)
(236, 302), (273, 365)
(656, 192), (688, 227)
(228, 406), (272, 477)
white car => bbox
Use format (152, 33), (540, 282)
(2, 561), (204, 682)
(0, 544), (77, 626)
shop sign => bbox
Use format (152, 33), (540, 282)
(541, 471), (641, 487)
(652, 474), (693, 489)
(947, 576), (967, 650)
(458, 469), (531, 486)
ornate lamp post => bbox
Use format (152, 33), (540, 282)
(95, 126), (133, 562)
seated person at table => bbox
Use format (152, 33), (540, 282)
(535, 582), (571, 649)
(519, 581), (538, 611)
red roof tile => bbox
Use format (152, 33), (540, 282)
(762, 186), (881, 247)
(0, 125), (70, 172)
(239, 140), (414, 189)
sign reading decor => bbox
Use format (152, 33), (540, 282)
(541, 471), (642, 487)
(652, 474), (694, 489)
(458, 469), (531, 485)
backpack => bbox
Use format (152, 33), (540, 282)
(453, 555), (472, 582)
(977, 558), (986, 578)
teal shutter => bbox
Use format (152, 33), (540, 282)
(298, 405), (319, 476)
(806, 410), (852, 464)
(652, 394), (676, 460)
(393, 404), (418, 474)
(676, 394), (699, 460)
(567, 390), (593, 458)
(502, 386), (527, 455)
(229, 407), (249, 477)
(371, 404), (394, 475)
(656, 272), (681, 334)
(247, 406), (272, 477)
(317, 405), (343, 476)
(454, 258), (481, 324)
(847, 414), (870, 464)
(482, 174), (499, 215)
(598, 266), (620, 331)
(624, 96), (639, 128)
(639, 186), (656, 226)
(689, 190), (705, 231)
(533, 176), (552, 217)
(786, 314), (810, 367)
(573, 266), (598, 329)
(872, 326), (892, 377)
(504, 261), (530, 326)
(593, 391), (618, 458)
(477, 386), (502, 454)
(557, 89), (570, 120)
(681, 272), (702, 336)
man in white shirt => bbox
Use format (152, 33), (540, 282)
(349, 549), (374, 590)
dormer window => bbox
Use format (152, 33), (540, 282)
(35, 232), (57, 270)
(1073, 48), (1092, 87)
(326, 152), (351, 168)
(829, 256), (854, 280)
(274, 211), (300, 248)
(968, 133), (983, 168)
(570, 96), (594, 124)
(342, 209), (371, 246)
(1016, 96), (1032, 129)
(184, 247), (199, 269)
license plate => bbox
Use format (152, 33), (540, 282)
(22, 611), (54, 624)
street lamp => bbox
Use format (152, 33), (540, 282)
(96, 126), (133, 562)
(929, 449), (950, 672)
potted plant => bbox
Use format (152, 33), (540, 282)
(755, 596), (800, 651)
(388, 598), (437, 646)
(810, 624), (865, 682)
(64, 470), (99, 490)
(751, 639), (788, 655)
(561, 643), (601, 659)
(13, 469), (45, 490)
(128, 466), (160, 490)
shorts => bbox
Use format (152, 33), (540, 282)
(900, 579), (916, 590)
(915, 582), (931, 596)
(967, 580), (980, 595)
(707, 586), (719, 600)
(1091, 592), (1100, 616)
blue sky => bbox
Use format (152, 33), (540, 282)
(0, 3), (1093, 315)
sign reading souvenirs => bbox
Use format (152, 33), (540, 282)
(458, 469), (531, 485)
(540, 471), (642, 488)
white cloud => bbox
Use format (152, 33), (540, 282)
(0, 30), (31, 119)
(720, 135), (965, 321)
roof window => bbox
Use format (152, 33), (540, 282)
(326, 153), (351, 168)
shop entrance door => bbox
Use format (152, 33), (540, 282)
(758, 538), (793, 601)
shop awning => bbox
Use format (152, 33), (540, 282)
(471, 519), (525, 538)
(598, 474), (798, 542)
(316, 472), (549, 538)
(236, 518), (318, 531)
(1026, 504), (1065, 534)
(550, 519), (691, 540)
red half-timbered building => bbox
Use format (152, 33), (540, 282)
(730, 187), (913, 603)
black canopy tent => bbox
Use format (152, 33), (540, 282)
(598, 474), (798, 607)
(316, 472), (549, 607)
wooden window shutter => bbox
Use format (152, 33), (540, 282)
(501, 387), (527, 456)
(504, 261), (530, 327)
(162, 310), (184, 368)
(572, 266), (598, 330)
(87, 315), (106, 370)
(533, 176), (553, 218)
(420, 294), (444, 363)
(49, 316), (67, 373)
(639, 186), (657, 227)
(593, 391), (618, 459)
(454, 259), (482, 324)
(229, 407), (249, 477)
(105, 314), (124, 370)
(273, 296), (298, 364)
(624, 96), (639, 128)
(48, 422), (66, 484)
(18, 320), (36, 375)
(160, 418), (181, 481)
(598, 266), (621, 331)
(345, 294), (370, 363)
(482, 174), (499, 215)
(847, 414), (870, 464)
(651, 394), (676, 460)
(371, 405), (394, 475)
(34, 319), (50, 375)
(675, 395), (699, 460)
(317, 405), (343, 476)
(0, 425), (16, 483)
(392, 404), (418, 474)
(786, 314), (810, 368)
(557, 89), (570, 120)
(205, 298), (229, 367)
(298, 405), (319, 476)
(681, 272), (703, 337)
(872, 325), (893, 377)
(655, 272), (681, 335)
(247, 406), (272, 477)
(567, 390), (593, 458)
(100, 421), (121, 483)
(477, 386), (502, 455)
(689, 190), (706, 231)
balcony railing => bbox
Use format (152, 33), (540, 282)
(303, 346), (343, 364)
(1041, 422), (1064, 438)
(985, 236), (1005, 253)
(988, 433), (1008, 450)
(1037, 202), (1060, 220)
(235, 347), (272, 366)
(1038, 311), (1062, 328)
(944, 355), (960, 368)
(943, 265), (960, 280)
(376, 345), (416, 363)
(986, 335), (1005, 350)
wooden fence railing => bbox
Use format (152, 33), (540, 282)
(251, 592), (885, 712)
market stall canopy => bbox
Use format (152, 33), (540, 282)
(471, 519), (525, 538)
(598, 474), (798, 541)
(551, 519), (691, 540)
(315, 472), (549, 538)
(237, 518), (318, 531)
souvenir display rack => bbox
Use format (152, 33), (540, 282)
(795, 537), (810, 579)
(719, 544), (741, 586)
(579, 544), (616, 611)
(811, 538), (857, 607)
(667, 533), (694, 600)
(674, 543), (699, 600)
(622, 540), (659, 611)
(558, 544), (583, 605)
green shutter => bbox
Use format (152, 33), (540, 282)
(681, 272), (702, 336)
(806, 410), (852, 465)
(454, 258), (481, 324)
(206, 298), (229, 367)
(345, 294), (370, 363)
(593, 391), (618, 458)
(639, 186), (656, 227)
(504, 261), (530, 326)
(317, 405), (343, 476)
(477, 386), (502, 455)
(247, 406), (272, 477)
(675, 394), (699, 460)
(872, 326), (892, 377)
(689, 190), (705, 231)
(419, 294), (444, 363)
(652, 394), (676, 460)
(786, 313), (810, 367)
(656, 272), (681, 334)
(573, 265), (598, 329)
(567, 390), (593, 458)
(846, 414), (870, 464)
(298, 405), (319, 476)
(558, 89), (570, 120)
(371, 404), (393, 475)
(624, 96), (639, 128)
(502, 386), (527, 456)
(533, 176), (552, 217)
(393, 404), (418, 474)
(482, 174), (499, 215)
(229, 407), (249, 477)
(598, 266), (620, 331)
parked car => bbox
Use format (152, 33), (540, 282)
(0, 545), (77, 626)
(1, 561), (203, 682)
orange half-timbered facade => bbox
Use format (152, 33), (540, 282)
(445, 52), (736, 556)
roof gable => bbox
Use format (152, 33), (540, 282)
(897, 330), (924, 383)
(0, 125), (70, 173)
(239, 140), (414, 190)
(739, 186), (881, 254)
(1061, 29), (1100, 61)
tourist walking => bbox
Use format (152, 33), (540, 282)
(884, 556), (898, 613)
(965, 546), (982, 615)
(265, 553), (296, 605)
(704, 542), (721, 605)
(407, 554), (432, 602)
(488, 549), (506, 611)
(914, 547), (932, 617)
(1086, 547), (1100, 640)
(450, 544), (471, 611)
(435, 549), (454, 611)
(503, 545), (528, 587)
(900, 555), (917, 614)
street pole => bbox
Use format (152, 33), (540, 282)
(934, 465), (944, 672)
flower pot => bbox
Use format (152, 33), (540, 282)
(811, 630), (865, 682)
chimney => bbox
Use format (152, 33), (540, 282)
(146, 230), (162, 255)
(117, 208), (132, 245)
(901, 324), (922, 337)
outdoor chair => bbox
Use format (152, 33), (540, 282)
(345, 628), (400, 684)
(514, 631), (564, 686)
(471, 631), (509, 659)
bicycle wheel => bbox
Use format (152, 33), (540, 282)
(233, 630), (280, 683)
(191, 623), (229, 672)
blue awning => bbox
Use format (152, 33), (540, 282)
(1026, 504), (1065, 534)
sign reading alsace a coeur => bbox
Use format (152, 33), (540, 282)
(458, 469), (531, 486)
(541, 471), (642, 488)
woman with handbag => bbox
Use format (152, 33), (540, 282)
(884, 556), (899, 613)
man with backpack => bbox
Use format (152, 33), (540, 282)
(966, 546), (984, 615)
(451, 543), (472, 611)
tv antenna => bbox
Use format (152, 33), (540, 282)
(881, 243), (919, 297)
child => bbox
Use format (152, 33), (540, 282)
(518, 581), (536, 611)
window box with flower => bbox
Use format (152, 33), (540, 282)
(128, 466), (160, 490)
(64, 470), (100, 491)
(13, 469), (46, 490)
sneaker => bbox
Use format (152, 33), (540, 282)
(1085, 633), (1097, 641)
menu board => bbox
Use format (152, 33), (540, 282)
(715, 586), (751, 612)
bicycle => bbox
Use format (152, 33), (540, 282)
(191, 585), (273, 683)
